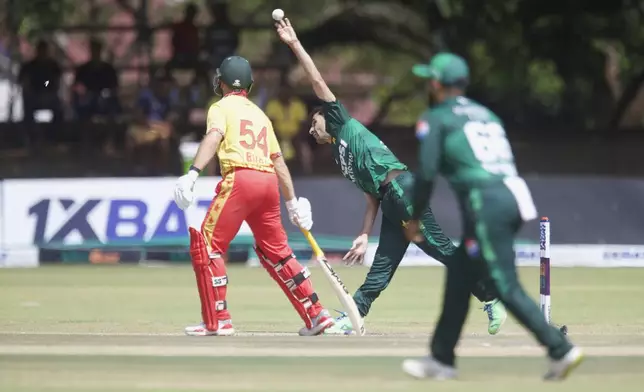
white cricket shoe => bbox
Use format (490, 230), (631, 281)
(544, 346), (584, 380)
(184, 320), (235, 336)
(402, 356), (457, 380)
(298, 309), (335, 336)
(324, 310), (364, 336)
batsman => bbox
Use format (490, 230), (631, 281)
(173, 55), (335, 337)
(275, 18), (506, 335)
(401, 53), (582, 380)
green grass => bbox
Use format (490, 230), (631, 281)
(1, 266), (644, 391)
(1, 265), (644, 334)
(1, 355), (644, 392)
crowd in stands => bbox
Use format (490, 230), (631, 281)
(3, 1), (320, 177)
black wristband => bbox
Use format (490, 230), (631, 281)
(189, 165), (201, 173)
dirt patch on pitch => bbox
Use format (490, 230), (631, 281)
(0, 332), (643, 357)
(1, 344), (643, 357)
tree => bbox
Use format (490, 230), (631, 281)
(13, 0), (644, 129)
(260, 0), (644, 129)
(8, 0), (77, 39)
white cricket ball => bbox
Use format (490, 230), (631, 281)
(272, 8), (284, 21)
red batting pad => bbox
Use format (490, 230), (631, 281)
(189, 227), (219, 332)
(254, 245), (324, 328)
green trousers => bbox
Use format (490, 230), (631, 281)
(353, 172), (497, 317)
(430, 184), (572, 365)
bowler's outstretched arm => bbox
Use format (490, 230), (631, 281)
(276, 19), (336, 102)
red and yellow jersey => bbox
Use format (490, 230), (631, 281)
(206, 94), (281, 176)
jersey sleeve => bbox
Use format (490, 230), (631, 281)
(322, 100), (351, 130)
(267, 121), (282, 160)
(206, 104), (227, 137)
(411, 111), (443, 219)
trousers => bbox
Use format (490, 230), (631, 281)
(201, 168), (292, 261)
(197, 167), (324, 325)
(353, 171), (498, 317)
(430, 183), (571, 365)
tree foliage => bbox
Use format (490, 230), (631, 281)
(13, 0), (644, 129)
(8, 0), (77, 39)
(267, 0), (644, 129)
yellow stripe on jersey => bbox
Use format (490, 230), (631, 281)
(206, 95), (281, 175)
(202, 172), (235, 254)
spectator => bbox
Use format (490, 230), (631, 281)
(265, 87), (308, 171)
(72, 40), (120, 121)
(294, 119), (315, 175)
(18, 40), (62, 123)
(204, 0), (239, 73)
(168, 74), (204, 130)
(169, 3), (200, 72)
(128, 73), (178, 175)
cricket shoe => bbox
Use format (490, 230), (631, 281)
(483, 299), (507, 335)
(298, 309), (335, 336)
(402, 356), (457, 380)
(323, 310), (364, 335)
(184, 320), (235, 336)
(544, 346), (584, 380)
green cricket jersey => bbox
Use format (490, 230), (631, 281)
(411, 96), (520, 215)
(322, 100), (407, 197)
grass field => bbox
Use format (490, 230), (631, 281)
(1, 265), (644, 391)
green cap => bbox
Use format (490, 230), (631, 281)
(214, 56), (254, 95)
(412, 52), (469, 86)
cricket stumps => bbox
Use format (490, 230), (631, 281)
(540, 217), (568, 335)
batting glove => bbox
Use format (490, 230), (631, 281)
(174, 170), (199, 210)
(286, 197), (313, 231)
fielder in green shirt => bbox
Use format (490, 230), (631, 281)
(402, 53), (583, 380)
(275, 18), (506, 336)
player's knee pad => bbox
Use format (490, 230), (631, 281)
(254, 245), (320, 328)
(189, 227), (229, 331)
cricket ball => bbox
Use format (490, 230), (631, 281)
(272, 9), (284, 21)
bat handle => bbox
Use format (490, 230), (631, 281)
(301, 229), (324, 258)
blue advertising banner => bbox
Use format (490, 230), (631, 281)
(3, 175), (644, 267)
(294, 176), (644, 244)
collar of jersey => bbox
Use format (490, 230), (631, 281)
(223, 91), (248, 98)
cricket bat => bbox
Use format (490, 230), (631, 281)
(301, 229), (365, 336)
